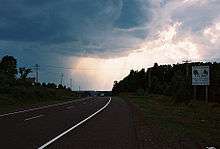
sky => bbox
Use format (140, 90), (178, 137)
(0, 0), (220, 90)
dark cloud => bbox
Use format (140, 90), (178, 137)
(0, 0), (151, 88)
(0, 0), (149, 47)
(114, 0), (148, 29)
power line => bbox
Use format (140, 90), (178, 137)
(42, 65), (129, 70)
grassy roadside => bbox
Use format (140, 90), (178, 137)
(121, 94), (220, 148)
(0, 88), (78, 114)
(0, 96), (78, 114)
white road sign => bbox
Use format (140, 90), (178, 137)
(192, 66), (210, 85)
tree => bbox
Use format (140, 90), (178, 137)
(0, 56), (17, 90)
(112, 81), (119, 95)
(47, 83), (57, 89)
(171, 71), (191, 102)
(153, 63), (158, 68)
(42, 82), (47, 87)
(19, 67), (32, 80)
(67, 87), (72, 91)
(58, 84), (64, 89)
(0, 55), (17, 79)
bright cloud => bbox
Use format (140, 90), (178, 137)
(70, 0), (220, 90)
(0, 0), (220, 90)
(72, 22), (202, 90)
(203, 21), (220, 44)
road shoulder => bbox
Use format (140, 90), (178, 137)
(122, 95), (220, 149)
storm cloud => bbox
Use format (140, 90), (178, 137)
(0, 0), (150, 57)
(0, 0), (220, 90)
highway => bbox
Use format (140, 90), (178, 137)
(0, 97), (137, 149)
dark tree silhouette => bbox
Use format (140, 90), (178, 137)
(58, 84), (64, 89)
(0, 55), (17, 90)
(47, 83), (57, 89)
(112, 62), (220, 102)
(42, 82), (47, 87)
(0, 55), (76, 106)
(0, 55), (17, 79)
(19, 67), (32, 80)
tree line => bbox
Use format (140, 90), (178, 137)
(112, 62), (220, 102)
(0, 55), (74, 104)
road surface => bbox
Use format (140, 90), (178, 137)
(0, 97), (137, 149)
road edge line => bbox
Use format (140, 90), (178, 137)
(24, 114), (44, 121)
(38, 97), (111, 149)
(0, 98), (89, 117)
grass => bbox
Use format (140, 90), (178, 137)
(122, 94), (220, 147)
(0, 96), (78, 114)
(0, 88), (78, 114)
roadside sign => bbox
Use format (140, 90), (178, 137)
(192, 66), (210, 85)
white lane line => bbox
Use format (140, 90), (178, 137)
(0, 98), (89, 117)
(24, 114), (44, 121)
(38, 97), (111, 149)
(66, 106), (74, 110)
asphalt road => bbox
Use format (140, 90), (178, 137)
(0, 97), (137, 149)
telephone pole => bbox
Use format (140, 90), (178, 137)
(183, 60), (191, 77)
(35, 64), (39, 83)
(70, 79), (73, 89)
(60, 73), (64, 85)
(148, 68), (151, 89)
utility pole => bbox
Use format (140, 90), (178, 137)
(70, 79), (73, 89)
(35, 64), (39, 83)
(205, 85), (208, 103)
(60, 73), (64, 85)
(183, 60), (191, 77)
(148, 68), (151, 89)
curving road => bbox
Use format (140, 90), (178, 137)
(0, 97), (137, 149)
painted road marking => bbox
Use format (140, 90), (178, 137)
(38, 97), (111, 149)
(0, 98), (89, 118)
(66, 106), (74, 109)
(24, 114), (44, 121)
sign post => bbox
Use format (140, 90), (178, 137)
(205, 86), (208, 103)
(192, 66), (210, 102)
